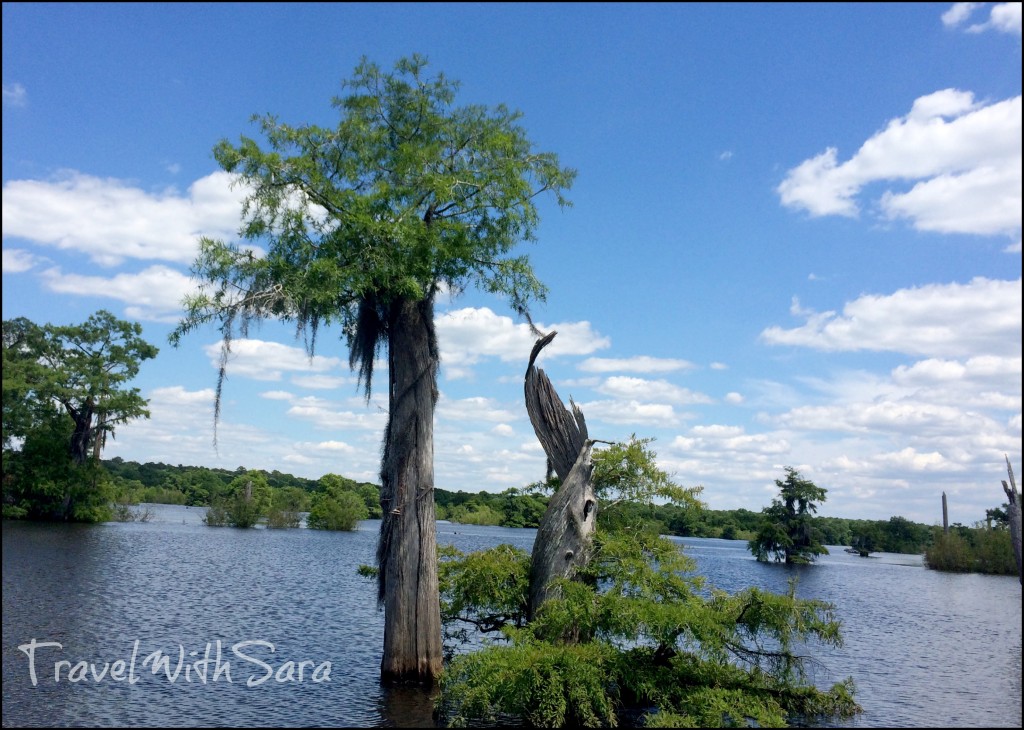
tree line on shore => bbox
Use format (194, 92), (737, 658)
(87, 457), (990, 555)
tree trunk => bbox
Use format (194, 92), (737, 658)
(378, 295), (443, 683)
(524, 332), (598, 621)
(942, 492), (948, 534)
(1001, 456), (1022, 585)
(69, 405), (93, 467)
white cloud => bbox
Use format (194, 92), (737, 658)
(725, 392), (744, 404)
(259, 390), (294, 401)
(596, 376), (712, 405)
(437, 307), (610, 369)
(946, 2), (1023, 34)
(675, 425), (792, 456)
(988, 2), (1023, 34)
(286, 398), (387, 432)
(291, 374), (349, 390)
(580, 399), (681, 426)
(942, 3), (982, 28)
(2, 248), (38, 273)
(437, 395), (519, 423)
(761, 277), (1022, 358)
(1, 170), (246, 266)
(39, 264), (196, 322)
(778, 90), (1022, 239)
(294, 440), (357, 455)
(2, 82), (27, 107)
(578, 355), (696, 373)
(203, 338), (345, 381)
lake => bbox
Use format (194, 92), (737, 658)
(2, 504), (1020, 728)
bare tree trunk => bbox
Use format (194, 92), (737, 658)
(378, 296), (443, 683)
(1001, 456), (1022, 585)
(524, 333), (598, 621)
(942, 492), (948, 534)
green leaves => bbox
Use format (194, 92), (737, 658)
(591, 436), (705, 526)
(2, 312), (156, 521)
(175, 54), (575, 397)
(749, 468), (830, 564)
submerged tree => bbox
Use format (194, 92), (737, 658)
(2, 312), (157, 521)
(749, 467), (829, 565)
(437, 356), (858, 726)
(171, 54), (575, 682)
(1000, 455), (1022, 584)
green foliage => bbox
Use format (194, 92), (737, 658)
(925, 525), (1016, 575)
(2, 415), (114, 522)
(204, 471), (272, 528)
(439, 543), (531, 651)
(307, 473), (370, 531)
(440, 635), (616, 728)
(437, 449), (859, 727)
(170, 53), (574, 403)
(592, 435), (705, 515)
(437, 530), (861, 727)
(749, 468), (830, 565)
(2, 312), (156, 521)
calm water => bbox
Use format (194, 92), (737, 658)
(2, 505), (1020, 728)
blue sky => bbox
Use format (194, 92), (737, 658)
(2, 2), (1021, 525)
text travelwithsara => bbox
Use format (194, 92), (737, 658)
(17, 639), (332, 687)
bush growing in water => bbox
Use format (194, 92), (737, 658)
(925, 525), (1016, 575)
(436, 529), (861, 727)
(307, 490), (368, 531)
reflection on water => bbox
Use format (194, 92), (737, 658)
(2, 506), (1020, 728)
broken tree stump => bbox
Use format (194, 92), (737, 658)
(524, 332), (598, 621)
(1001, 455), (1022, 585)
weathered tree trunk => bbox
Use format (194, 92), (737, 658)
(524, 332), (598, 621)
(942, 492), (948, 534)
(69, 404), (93, 467)
(1001, 456), (1022, 585)
(378, 296), (443, 683)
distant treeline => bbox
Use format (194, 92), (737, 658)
(102, 458), (941, 554)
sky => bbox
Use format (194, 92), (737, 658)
(2, 2), (1021, 526)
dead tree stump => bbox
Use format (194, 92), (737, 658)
(1001, 456), (1022, 584)
(524, 332), (598, 621)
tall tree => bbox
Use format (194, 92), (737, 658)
(171, 54), (575, 682)
(2, 311), (157, 520)
(749, 467), (830, 565)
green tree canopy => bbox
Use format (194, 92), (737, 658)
(749, 467), (830, 565)
(436, 452), (860, 727)
(3, 311), (157, 464)
(2, 311), (157, 521)
(171, 54), (574, 682)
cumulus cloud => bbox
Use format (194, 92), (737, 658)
(436, 307), (610, 368)
(596, 376), (712, 405)
(286, 396), (387, 432)
(203, 338), (345, 381)
(942, 2), (984, 28)
(944, 2), (1022, 34)
(437, 395), (519, 423)
(1, 170), (246, 266)
(2, 248), (39, 273)
(672, 424), (792, 456)
(291, 374), (349, 390)
(778, 90), (1022, 239)
(580, 399), (681, 426)
(578, 355), (696, 373)
(760, 277), (1022, 358)
(39, 264), (197, 322)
